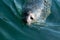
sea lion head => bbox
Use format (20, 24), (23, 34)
(22, 0), (51, 25)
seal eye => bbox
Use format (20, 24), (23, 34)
(30, 16), (33, 20)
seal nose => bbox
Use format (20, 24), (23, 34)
(23, 13), (34, 25)
(23, 15), (34, 24)
(26, 13), (36, 25)
(23, 9), (35, 25)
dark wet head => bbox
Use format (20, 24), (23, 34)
(22, 0), (51, 25)
(22, 0), (43, 25)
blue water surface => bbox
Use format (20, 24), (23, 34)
(0, 0), (60, 40)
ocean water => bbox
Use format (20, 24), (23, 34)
(0, 0), (60, 40)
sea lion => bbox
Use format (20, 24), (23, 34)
(22, 0), (52, 25)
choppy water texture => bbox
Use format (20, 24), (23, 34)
(0, 0), (60, 40)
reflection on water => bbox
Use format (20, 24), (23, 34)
(0, 0), (60, 40)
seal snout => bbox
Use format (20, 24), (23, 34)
(26, 13), (36, 25)
(23, 11), (36, 25)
